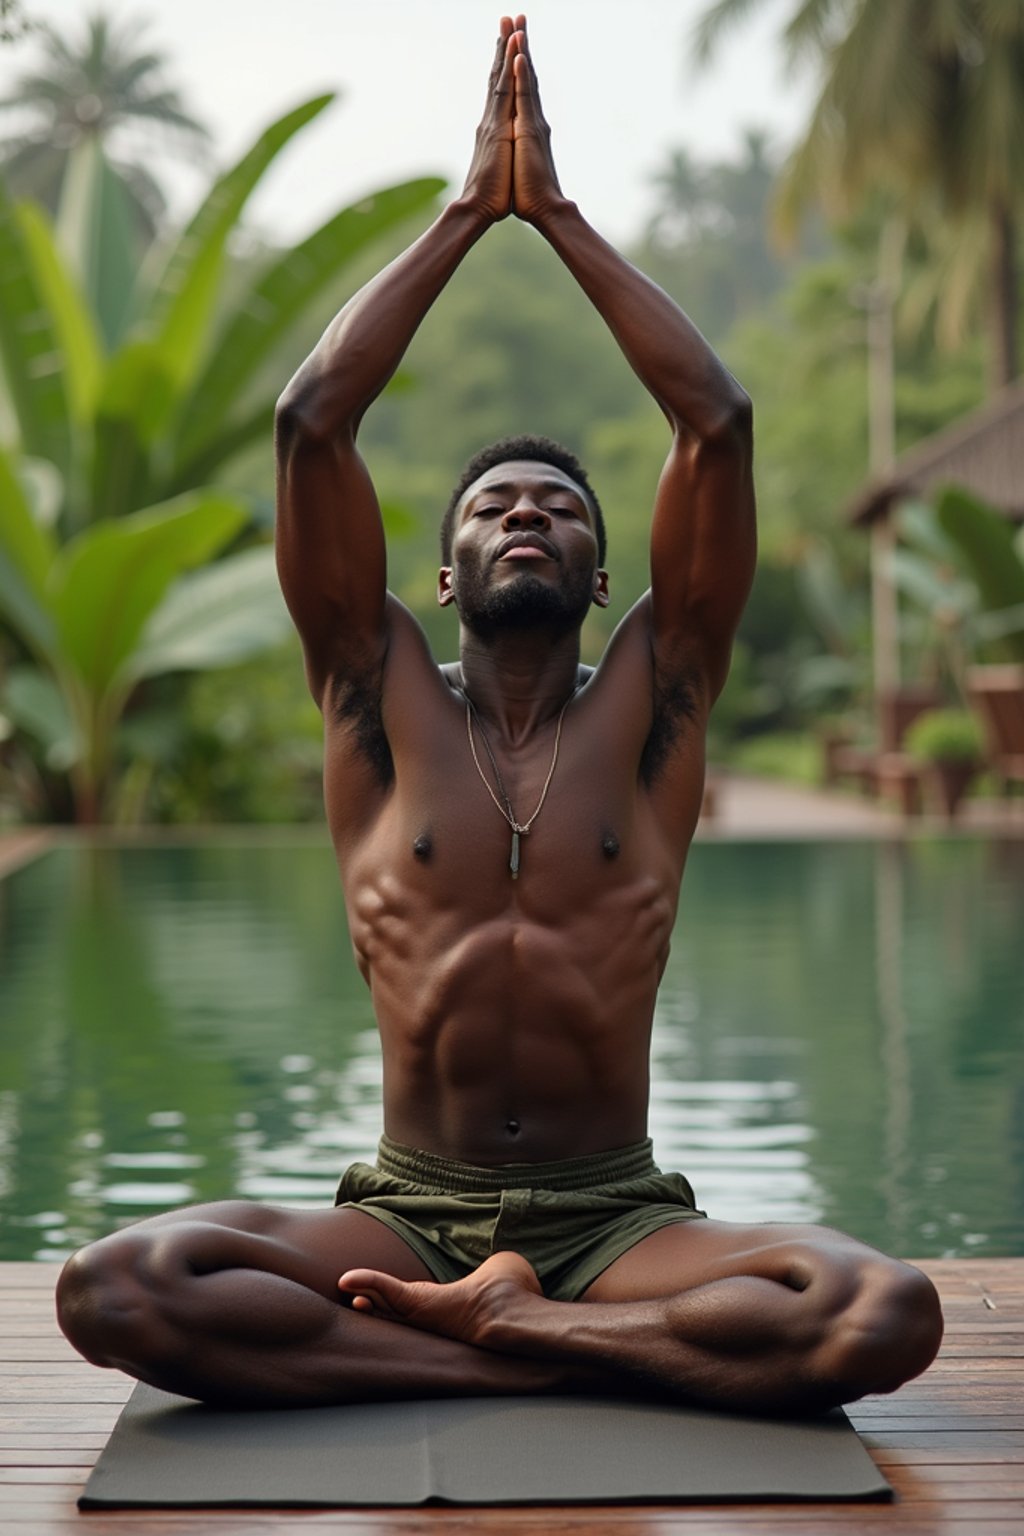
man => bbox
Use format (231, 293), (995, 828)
(57, 17), (942, 1414)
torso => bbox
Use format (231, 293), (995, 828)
(324, 599), (706, 1165)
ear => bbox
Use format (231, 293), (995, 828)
(591, 569), (610, 609)
(438, 567), (455, 606)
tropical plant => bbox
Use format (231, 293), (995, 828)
(693, 0), (1024, 390)
(890, 489), (1024, 683)
(0, 8), (208, 243)
(905, 707), (984, 764)
(0, 93), (444, 822)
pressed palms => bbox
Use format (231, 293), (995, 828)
(0, 8), (209, 240)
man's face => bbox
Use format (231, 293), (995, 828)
(438, 461), (608, 635)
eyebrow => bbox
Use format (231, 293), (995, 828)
(469, 480), (587, 505)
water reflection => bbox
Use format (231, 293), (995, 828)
(0, 838), (1021, 1260)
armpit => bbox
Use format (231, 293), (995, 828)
(640, 669), (700, 785)
(329, 669), (394, 788)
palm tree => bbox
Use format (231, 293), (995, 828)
(1, 1), (35, 47)
(693, 0), (1024, 390)
(646, 147), (708, 246)
(0, 8), (209, 241)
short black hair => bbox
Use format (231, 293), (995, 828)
(440, 435), (606, 566)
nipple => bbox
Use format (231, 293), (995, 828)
(413, 833), (432, 861)
(602, 832), (620, 859)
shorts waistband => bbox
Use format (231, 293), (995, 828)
(375, 1135), (658, 1192)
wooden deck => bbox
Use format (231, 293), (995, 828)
(1, 1259), (1021, 1535)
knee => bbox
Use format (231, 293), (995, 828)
(56, 1232), (177, 1376)
(827, 1260), (943, 1402)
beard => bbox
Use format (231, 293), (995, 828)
(453, 552), (595, 638)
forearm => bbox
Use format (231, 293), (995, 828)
(278, 199), (489, 441)
(536, 200), (749, 439)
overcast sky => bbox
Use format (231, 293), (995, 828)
(3, 0), (817, 245)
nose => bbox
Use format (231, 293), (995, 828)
(501, 500), (551, 531)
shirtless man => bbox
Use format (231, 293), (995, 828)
(57, 17), (942, 1415)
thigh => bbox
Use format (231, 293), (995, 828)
(581, 1217), (886, 1303)
(94, 1199), (436, 1302)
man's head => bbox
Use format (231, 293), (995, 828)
(440, 436), (606, 567)
(438, 436), (609, 637)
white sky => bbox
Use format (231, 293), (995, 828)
(4, 0), (817, 245)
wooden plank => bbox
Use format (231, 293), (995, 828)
(1, 1258), (1023, 1536)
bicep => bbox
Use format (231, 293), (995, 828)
(274, 410), (388, 705)
(649, 406), (756, 705)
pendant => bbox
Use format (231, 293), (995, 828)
(510, 829), (521, 879)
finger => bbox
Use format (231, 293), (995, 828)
(513, 47), (540, 107)
(487, 17), (514, 91)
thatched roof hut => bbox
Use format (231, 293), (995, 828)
(846, 379), (1024, 528)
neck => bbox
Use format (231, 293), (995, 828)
(456, 626), (582, 742)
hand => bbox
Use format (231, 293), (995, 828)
(511, 18), (566, 225)
(460, 16), (521, 223)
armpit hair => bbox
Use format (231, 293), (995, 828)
(329, 670), (394, 788)
(640, 669), (699, 785)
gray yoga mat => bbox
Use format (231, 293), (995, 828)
(79, 1384), (892, 1507)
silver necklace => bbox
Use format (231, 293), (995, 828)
(463, 694), (571, 878)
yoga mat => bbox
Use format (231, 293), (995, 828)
(80, 1384), (892, 1507)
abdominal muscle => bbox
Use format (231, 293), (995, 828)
(345, 847), (676, 1165)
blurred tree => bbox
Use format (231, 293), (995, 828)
(637, 130), (792, 343)
(694, 0), (1024, 390)
(0, 0), (35, 47)
(0, 8), (209, 243)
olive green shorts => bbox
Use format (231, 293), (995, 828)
(335, 1135), (706, 1302)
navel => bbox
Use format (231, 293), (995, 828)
(413, 833), (432, 861)
(505, 1118), (521, 1138)
(601, 831), (620, 860)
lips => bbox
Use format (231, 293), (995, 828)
(496, 533), (558, 561)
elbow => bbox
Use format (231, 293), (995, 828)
(275, 369), (360, 451)
(669, 384), (752, 454)
(702, 386), (753, 449)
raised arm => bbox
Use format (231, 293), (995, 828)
(512, 24), (755, 707)
(274, 20), (521, 705)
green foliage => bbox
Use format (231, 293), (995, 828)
(694, 0), (1024, 386)
(0, 93), (444, 822)
(905, 708), (984, 764)
(138, 642), (324, 825)
(935, 487), (1024, 662)
(724, 730), (821, 784)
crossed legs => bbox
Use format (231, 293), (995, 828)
(56, 1200), (943, 1413)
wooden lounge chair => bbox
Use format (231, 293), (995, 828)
(824, 685), (941, 814)
(967, 665), (1024, 795)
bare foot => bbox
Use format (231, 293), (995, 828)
(338, 1251), (545, 1350)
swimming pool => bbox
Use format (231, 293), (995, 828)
(1, 837), (1021, 1261)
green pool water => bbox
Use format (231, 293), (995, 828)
(0, 837), (1021, 1262)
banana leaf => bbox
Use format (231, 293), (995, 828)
(15, 200), (103, 427)
(56, 138), (137, 350)
(147, 95), (335, 395)
(0, 445), (57, 658)
(2, 663), (80, 768)
(935, 484), (1024, 662)
(0, 175), (73, 473)
(127, 545), (291, 681)
(87, 340), (177, 521)
(171, 176), (445, 481)
(48, 492), (248, 695)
